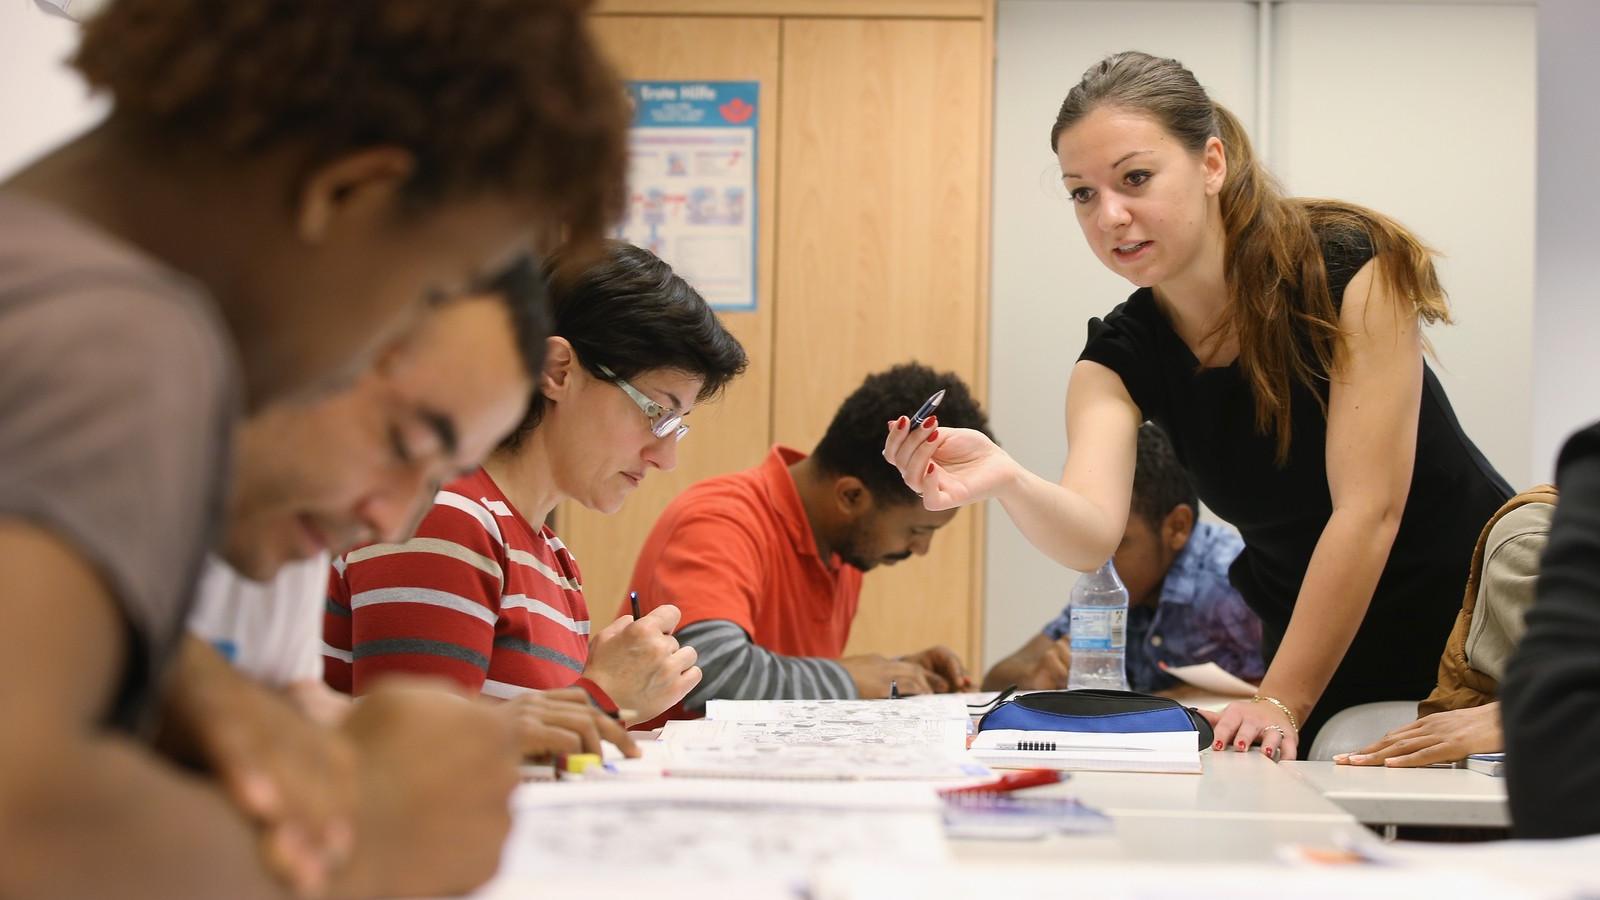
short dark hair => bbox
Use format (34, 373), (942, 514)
(1130, 423), (1199, 527)
(500, 241), (748, 449)
(811, 363), (991, 506)
(483, 256), (551, 382)
(74, 0), (629, 244)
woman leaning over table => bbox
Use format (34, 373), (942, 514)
(884, 51), (1510, 759)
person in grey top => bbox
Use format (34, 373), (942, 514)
(0, 0), (634, 897)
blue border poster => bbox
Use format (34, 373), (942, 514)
(617, 81), (759, 312)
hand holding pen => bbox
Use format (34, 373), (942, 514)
(882, 387), (1014, 511)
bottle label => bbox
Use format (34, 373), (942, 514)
(1068, 608), (1127, 652)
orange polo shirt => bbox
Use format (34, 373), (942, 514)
(624, 445), (862, 656)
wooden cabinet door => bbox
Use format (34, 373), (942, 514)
(564, 16), (780, 630)
(773, 17), (987, 666)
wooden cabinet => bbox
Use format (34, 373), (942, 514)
(565, 1), (993, 667)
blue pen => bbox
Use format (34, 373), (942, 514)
(910, 389), (946, 428)
(629, 590), (642, 620)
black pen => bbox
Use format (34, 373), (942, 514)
(889, 679), (901, 700)
(629, 590), (642, 620)
(910, 389), (946, 428)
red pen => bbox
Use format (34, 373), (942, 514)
(939, 768), (1062, 797)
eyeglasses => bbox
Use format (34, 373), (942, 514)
(595, 364), (689, 442)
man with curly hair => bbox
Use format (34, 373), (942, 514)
(0, 1), (629, 897)
(625, 364), (991, 719)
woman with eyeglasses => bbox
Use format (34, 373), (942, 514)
(325, 241), (748, 725)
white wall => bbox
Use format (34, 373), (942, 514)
(0, 0), (105, 179)
(1271, 2), (1535, 486)
(986, 1), (1259, 669)
(1532, 0), (1600, 479)
(985, 0), (1536, 670)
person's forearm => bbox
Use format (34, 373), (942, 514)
(982, 650), (1038, 691)
(677, 620), (855, 710)
(997, 466), (1123, 573)
(0, 738), (289, 900)
(1257, 507), (1400, 723)
(155, 637), (254, 765)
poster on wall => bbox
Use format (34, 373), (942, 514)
(617, 81), (758, 312)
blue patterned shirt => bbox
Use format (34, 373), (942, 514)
(1045, 522), (1264, 693)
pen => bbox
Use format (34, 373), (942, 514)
(910, 389), (946, 428)
(889, 679), (900, 700)
(940, 769), (1062, 796)
(629, 590), (641, 620)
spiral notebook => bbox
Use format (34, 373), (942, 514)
(968, 729), (1202, 774)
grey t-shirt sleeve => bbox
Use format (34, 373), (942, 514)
(676, 619), (858, 711)
(0, 284), (236, 723)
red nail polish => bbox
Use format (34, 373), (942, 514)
(898, 417), (908, 431)
(1236, 741), (1246, 751)
(1213, 741), (1223, 751)
(926, 463), (935, 475)
(926, 430), (938, 443)
(922, 416), (936, 430)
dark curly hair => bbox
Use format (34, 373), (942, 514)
(1130, 423), (1199, 528)
(500, 241), (748, 449)
(73, 0), (629, 243)
(812, 363), (991, 506)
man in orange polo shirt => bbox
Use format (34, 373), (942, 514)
(625, 363), (992, 715)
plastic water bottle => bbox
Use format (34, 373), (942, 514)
(1067, 559), (1130, 691)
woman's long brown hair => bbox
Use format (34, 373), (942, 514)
(1052, 51), (1450, 463)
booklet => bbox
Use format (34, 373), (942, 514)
(1465, 752), (1505, 777)
(968, 729), (1202, 774)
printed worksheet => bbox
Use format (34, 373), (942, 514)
(660, 718), (985, 780)
(486, 780), (948, 896)
(706, 695), (972, 726)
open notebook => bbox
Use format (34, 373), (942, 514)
(969, 729), (1202, 774)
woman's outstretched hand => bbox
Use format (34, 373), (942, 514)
(882, 415), (1018, 510)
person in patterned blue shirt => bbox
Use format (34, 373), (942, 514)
(984, 424), (1264, 693)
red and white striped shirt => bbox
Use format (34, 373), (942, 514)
(323, 467), (595, 700)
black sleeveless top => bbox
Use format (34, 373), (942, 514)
(1079, 227), (1512, 739)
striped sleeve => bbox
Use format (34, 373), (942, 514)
(676, 619), (857, 711)
(334, 489), (508, 696)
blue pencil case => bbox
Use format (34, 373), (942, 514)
(978, 689), (1214, 751)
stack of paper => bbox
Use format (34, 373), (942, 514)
(657, 696), (987, 781)
(968, 729), (1202, 774)
(478, 779), (948, 897)
(704, 694), (974, 723)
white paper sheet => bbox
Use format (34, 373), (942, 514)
(660, 718), (986, 780)
(705, 695), (973, 724)
(1161, 661), (1258, 697)
(483, 780), (948, 897)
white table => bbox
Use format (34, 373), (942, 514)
(953, 751), (1374, 864)
(1281, 760), (1509, 828)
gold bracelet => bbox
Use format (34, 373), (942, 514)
(1250, 695), (1300, 733)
